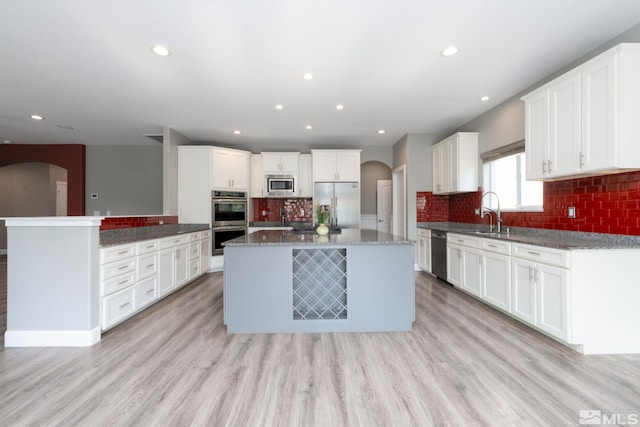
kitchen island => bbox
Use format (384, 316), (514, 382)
(223, 229), (414, 333)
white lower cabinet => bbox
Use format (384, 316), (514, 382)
(447, 234), (482, 297)
(480, 239), (512, 312)
(417, 228), (431, 272)
(511, 255), (570, 341)
(102, 287), (135, 329)
(100, 229), (211, 331)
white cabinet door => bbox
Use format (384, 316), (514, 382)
(581, 51), (616, 173)
(335, 151), (360, 182)
(417, 236), (431, 272)
(548, 71), (582, 177)
(279, 153), (300, 173)
(262, 152), (299, 173)
(298, 154), (313, 197)
(511, 258), (536, 324)
(432, 142), (449, 194)
(447, 244), (463, 287)
(461, 247), (482, 297)
(158, 247), (176, 297)
(175, 244), (189, 288)
(312, 150), (360, 182)
(524, 89), (549, 180)
(200, 236), (211, 273)
(536, 263), (570, 341)
(211, 148), (249, 190)
(250, 154), (264, 198)
(481, 251), (511, 312)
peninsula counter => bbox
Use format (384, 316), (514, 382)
(223, 229), (414, 333)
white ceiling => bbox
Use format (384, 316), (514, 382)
(1, 1), (640, 151)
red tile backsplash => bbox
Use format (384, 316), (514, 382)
(100, 216), (178, 230)
(417, 170), (640, 236)
(252, 198), (313, 222)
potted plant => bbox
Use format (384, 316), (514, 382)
(315, 204), (330, 236)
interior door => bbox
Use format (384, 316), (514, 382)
(376, 180), (392, 233)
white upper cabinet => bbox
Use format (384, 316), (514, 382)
(311, 149), (361, 182)
(298, 154), (313, 197)
(262, 152), (300, 174)
(250, 154), (264, 198)
(522, 43), (640, 181)
(432, 132), (478, 194)
(211, 147), (249, 190)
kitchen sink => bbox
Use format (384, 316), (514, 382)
(466, 230), (505, 237)
(293, 226), (342, 234)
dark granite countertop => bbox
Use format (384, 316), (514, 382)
(418, 222), (640, 249)
(100, 224), (210, 246)
(224, 228), (412, 246)
(248, 221), (311, 228)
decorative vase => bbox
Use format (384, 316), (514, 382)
(316, 223), (329, 236)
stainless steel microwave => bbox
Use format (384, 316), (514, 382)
(265, 174), (297, 197)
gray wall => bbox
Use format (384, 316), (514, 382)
(0, 162), (67, 251)
(361, 161), (392, 215)
(360, 146), (392, 169)
(85, 146), (163, 216)
(164, 127), (193, 215)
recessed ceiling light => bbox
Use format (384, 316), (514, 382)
(152, 45), (171, 56)
(303, 73), (313, 80)
(275, 104), (283, 110)
(233, 130), (241, 135)
(481, 96), (490, 102)
(306, 125), (312, 130)
(441, 46), (458, 57)
(336, 104), (344, 110)
(378, 130), (386, 135)
(30, 114), (44, 120)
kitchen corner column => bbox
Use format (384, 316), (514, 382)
(3, 216), (104, 347)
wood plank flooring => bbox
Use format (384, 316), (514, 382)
(1, 255), (639, 426)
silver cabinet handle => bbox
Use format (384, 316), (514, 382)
(542, 161), (547, 174)
(548, 160), (553, 173)
(146, 264), (154, 268)
(118, 280), (128, 285)
(118, 265), (128, 270)
(534, 267), (540, 283)
(146, 289), (154, 294)
(117, 250), (129, 255)
(119, 302), (130, 309)
(529, 265), (534, 282)
(527, 251), (541, 256)
(487, 244), (497, 248)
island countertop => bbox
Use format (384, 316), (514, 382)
(224, 228), (413, 247)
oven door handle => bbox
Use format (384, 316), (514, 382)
(212, 198), (247, 203)
(212, 226), (247, 231)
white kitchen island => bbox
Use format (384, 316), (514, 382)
(223, 229), (415, 333)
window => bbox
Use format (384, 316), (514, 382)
(483, 151), (543, 212)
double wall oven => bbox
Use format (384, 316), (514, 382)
(211, 190), (247, 255)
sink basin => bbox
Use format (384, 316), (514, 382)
(467, 231), (504, 237)
(293, 226), (342, 234)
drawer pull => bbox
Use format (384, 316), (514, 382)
(457, 239), (464, 243)
(119, 302), (130, 309)
(487, 244), (497, 248)
(117, 250), (129, 255)
(527, 251), (541, 256)
(118, 280), (128, 285)
(118, 265), (129, 270)
(146, 289), (154, 294)
(146, 264), (155, 268)
(175, 239), (181, 243)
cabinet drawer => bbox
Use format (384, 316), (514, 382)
(100, 271), (136, 297)
(134, 276), (157, 309)
(100, 243), (136, 264)
(417, 228), (431, 238)
(481, 238), (511, 255)
(102, 287), (135, 329)
(190, 232), (201, 241)
(189, 258), (201, 279)
(189, 241), (200, 260)
(447, 233), (481, 248)
(512, 243), (570, 268)
(137, 252), (158, 280)
(100, 258), (136, 280)
(200, 230), (211, 239)
(137, 239), (158, 255)
(159, 235), (190, 249)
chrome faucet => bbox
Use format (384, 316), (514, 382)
(280, 207), (286, 225)
(480, 191), (502, 233)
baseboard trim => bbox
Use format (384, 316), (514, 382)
(4, 327), (101, 347)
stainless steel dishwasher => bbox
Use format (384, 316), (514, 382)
(430, 230), (447, 280)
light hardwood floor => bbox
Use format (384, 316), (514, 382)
(1, 255), (639, 426)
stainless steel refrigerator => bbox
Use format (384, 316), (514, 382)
(313, 182), (360, 228)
